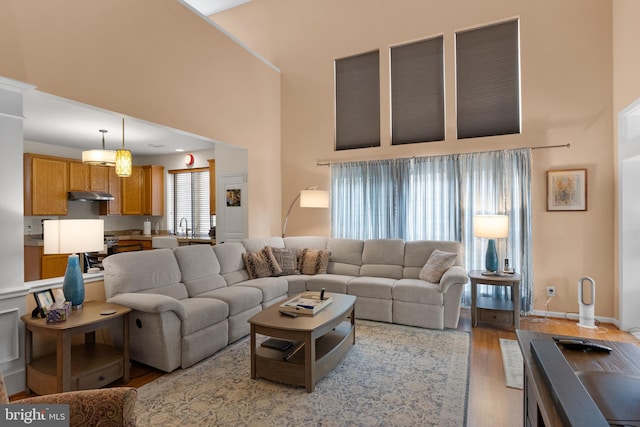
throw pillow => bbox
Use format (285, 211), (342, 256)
(269, 247), (299, 276)
(419, 249), (457, 283)
(298, 248), (330, 275)
(243, 246), (283, 279)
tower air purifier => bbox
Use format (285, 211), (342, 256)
(577, 276), (597, 329)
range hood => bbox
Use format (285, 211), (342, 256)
(68, 191), (114, 201)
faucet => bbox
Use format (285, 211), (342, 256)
(179, 217), (188, 236)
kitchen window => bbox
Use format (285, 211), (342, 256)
(167, 168), (211, 237)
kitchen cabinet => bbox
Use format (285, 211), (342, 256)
(121, 166), (144, 215)
(90, 165), (109, 192)
(24, 245), (69, 281)
(105, 165), (163, 216)
(208, 159), (216, 215)
(70, 162), (109, 192)
(24, 154), (69, 216)
(99, 167), (122, 215)
(143, 165), (164, 216)
(68, 162), (89, 191)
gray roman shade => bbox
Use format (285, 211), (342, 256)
(335, 50), (380, 150)
(456, 19), (521, 139)
(391, 36), (444, 145)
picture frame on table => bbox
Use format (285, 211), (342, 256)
(547, 169), (587, 211)
(32, 288), (55, 318)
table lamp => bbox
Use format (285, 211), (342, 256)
(44, 219), (104, 309)
(473, 215), (509, 275)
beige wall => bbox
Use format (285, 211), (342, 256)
(0, 0), (282, 237)
(216, 0), (615, 316)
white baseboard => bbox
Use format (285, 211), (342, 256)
(528, 309), (619, 328)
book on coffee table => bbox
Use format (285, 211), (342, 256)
(279, 293), (333, 315)
(261, 338), (295, 351)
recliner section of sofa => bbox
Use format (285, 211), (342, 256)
(103, 236), (468, 373)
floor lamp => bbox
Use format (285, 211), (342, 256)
(282, 187), (329, 237)
(473, 215), (509, 276)
(44, 219), (104, 309)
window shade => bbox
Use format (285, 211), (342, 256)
(391, 36), (445, 145)
(456, 19), (520, 139)
(335, 50), (381, 150)
(167, 169), (210, 236)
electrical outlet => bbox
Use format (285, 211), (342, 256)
(546, 286), (556, 297)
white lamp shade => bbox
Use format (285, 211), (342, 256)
(44, 219), (104, 254)
(300, 189), (329, 208)
(473, 215), (509, 238)
(82, 149), (117, 166)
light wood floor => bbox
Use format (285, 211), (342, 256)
(460, 309), (639, 427)
(11, 309), (639, 427)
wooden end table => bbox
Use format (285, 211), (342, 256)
(21, 300), (131, 395)
(469, 269), (521, 329)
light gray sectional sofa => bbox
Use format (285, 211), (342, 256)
(102, 236), (468, 373)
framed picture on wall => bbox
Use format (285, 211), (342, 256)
(547, 169), (587, 211)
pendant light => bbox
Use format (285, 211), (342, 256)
(115, 118), (132, 177)
(82, 129), (116, 166)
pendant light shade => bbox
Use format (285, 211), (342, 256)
(82, 129), (116, 166)
(116, 118), (132, 177)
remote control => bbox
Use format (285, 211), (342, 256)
(320, 288), (325, 301)
(279, 310), (298, 318)
(556, 339), (612, 353)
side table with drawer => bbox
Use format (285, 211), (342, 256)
(21, 300), (130, 395)
(469, 269), (521, 329)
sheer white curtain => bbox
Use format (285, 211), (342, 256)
(330, 148), (532, 311)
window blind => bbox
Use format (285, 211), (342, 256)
(167, 168), (210, 236)
(391, 36), (445, 145)
(335, 50), (381, 150)
(456, 19), (521, 139)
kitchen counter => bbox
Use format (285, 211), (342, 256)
(115, 232), (214, 245)
(25, 232), (215, 246)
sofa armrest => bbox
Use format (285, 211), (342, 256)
(108, 293), (187, 320)
(19, 387), (137, 427)
(440, 265), (469, 292)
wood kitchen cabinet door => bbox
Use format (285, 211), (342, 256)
(121, 166), (144, 215)
(143, 165), (164, 216)
(208, 159), (216, 215)
(42, 253), (71, 279)
(90, 165), (109, 192)
(24, 154), (68, 216)
(100, 167), (122, 215)
(69, 162), (90, 191)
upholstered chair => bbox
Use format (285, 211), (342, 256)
(0, 371), (137, 427)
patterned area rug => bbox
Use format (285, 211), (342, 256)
(135, 320), (470, 426)
(499, 338), (524, 389)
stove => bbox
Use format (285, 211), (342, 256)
(104, 234), (120, 255)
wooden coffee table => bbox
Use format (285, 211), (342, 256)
(249, 292), (356, 392)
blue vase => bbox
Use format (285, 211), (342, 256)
(63, 254), (85, 309)
(485, 239), (498, 273)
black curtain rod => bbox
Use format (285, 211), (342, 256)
(315, 143), (571, 167)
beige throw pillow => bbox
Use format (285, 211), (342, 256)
(419, 249), (457, 283)
(298, 248), (330, 275)
(243, 246), (283, 279)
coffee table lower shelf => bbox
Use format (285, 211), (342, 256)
(254, 321), (354, 389)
